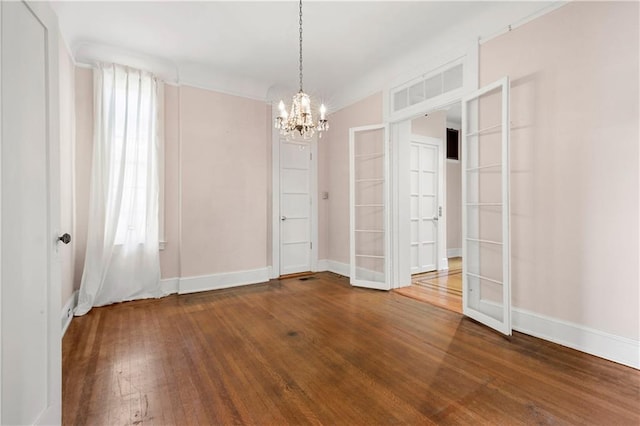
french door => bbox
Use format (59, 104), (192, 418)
(349, 124), (391, 290)
(461, 77), (511, 335)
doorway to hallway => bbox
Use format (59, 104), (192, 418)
(396, 257), (462, 313)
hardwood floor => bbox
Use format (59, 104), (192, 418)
(63, 272), (640, 425)
(396, 258), (463, 313)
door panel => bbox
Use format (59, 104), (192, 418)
(410, 140), (439, 274)
(1, 1), (61, 423)
(350, 125), (390, 290)
(462, 77), (511, 336)
(280, 140), (311, 275)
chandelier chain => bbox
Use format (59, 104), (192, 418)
(299, 0), (303, 92)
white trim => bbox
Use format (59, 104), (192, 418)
(325, 260), (350, 277)
(512, 308), (640, 370)
(178, 267), (270, 295)
(270, 106), (280, 278)
(61, 290), (78, 337)
(0, 1), (4, 420)
(160, 277), (179, 295)
(447, 248), (462, 258)
(316, 259), (329, 272)
(479, 2), (568, 45)
(310, 137), (318, 273)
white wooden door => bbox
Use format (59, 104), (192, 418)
(1, 1), (62, 423)
(409, 139), (440, 274)
(280, 139), (312, 275)
(462, 77), (511, 336)
(349, 124), (391, 290)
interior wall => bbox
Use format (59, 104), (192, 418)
(179, 85), (269, 277)
(59, 36), (76, 306)
(325, 92), (383, 265)
(411, 111), (446, 141)
(159, 83), (180, 279)
(73, 67), (93, 291)
(480, 1), (639, 340)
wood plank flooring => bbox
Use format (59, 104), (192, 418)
(63, 272), (640, 425)
(396, 258), (463, 313)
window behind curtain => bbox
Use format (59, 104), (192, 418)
(103, 67), (158, 245)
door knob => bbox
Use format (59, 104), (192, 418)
(281, 216), (287, 221)
(432, 217), (439, 221)
(58, 233), (71, 244)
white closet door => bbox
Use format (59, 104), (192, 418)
(462, 77), (511, 336)
(1, 1), (61, 423)
(410, 140), (439, 274)
(280, 139), (311, 275)
(349, 124), (390, 290)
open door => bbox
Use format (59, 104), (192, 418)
(461, 77), (511, 335)
(1, 1), (62, 423)
(349, 124), (391, 290)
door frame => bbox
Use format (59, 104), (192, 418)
(271, 114), (318, 278)
(0, 1), (62, 423)
(387, 41), (478, 289)
(408, 135), (446, 275)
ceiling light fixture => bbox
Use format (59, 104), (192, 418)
(274, 0), (328, 139)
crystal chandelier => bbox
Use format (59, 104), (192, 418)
(274, 0), (328, 140)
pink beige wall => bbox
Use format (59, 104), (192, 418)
(74, 67), (93, 291)
(446, 159), (462, 252)
(325, 92), (383, 264)
(159, 84), (181, 279)
(179, 86), (269, 277)
(480, 1), (639, 340)
(411, 110), (446, 141)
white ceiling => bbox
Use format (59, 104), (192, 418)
(52, 1), (557, 104)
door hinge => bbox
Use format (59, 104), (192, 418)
(310, 153), (312, 160)
(310, 241), (312, 250)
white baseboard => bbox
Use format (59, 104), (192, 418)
(323, 259), (350, 277)
(61, 290), (78, 337)
(315, 259), (329, 272)
(512, 308), (639, 370)
(447, 248), (461, 258)
(160, 277), (179, 295)
(178, 267), (270, 294)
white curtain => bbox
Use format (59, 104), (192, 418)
(76, 64), (162, 315)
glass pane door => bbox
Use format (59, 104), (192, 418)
(349, 125), (390, 290)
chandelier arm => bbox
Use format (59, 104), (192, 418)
(299, 0), (303, 92)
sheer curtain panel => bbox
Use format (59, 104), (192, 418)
(76, 64), (162, 315)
